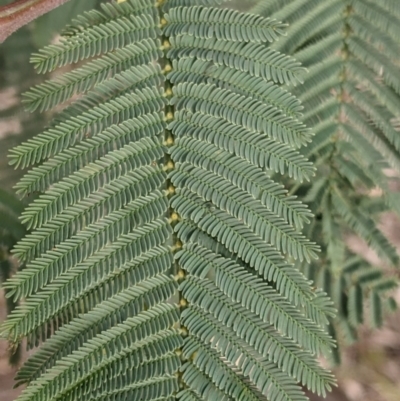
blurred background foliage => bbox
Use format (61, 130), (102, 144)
(249, 0), (400, 365)
(0, 1), (399, 401)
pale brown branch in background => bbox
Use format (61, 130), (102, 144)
(0, 0), (71, 43)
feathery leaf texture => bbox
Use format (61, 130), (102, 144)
(164, 7), (287, 43)
(252, 0), (400, 361)
(1, 1), (335, 401)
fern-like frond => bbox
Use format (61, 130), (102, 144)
(52, 63), (165, 127)
(2, 219), (172, 342)
(10, 86), (167, 169)
(172, 192), (318, 304)
(171, 111), (314, 181)
(169, 36), (307, 86)
(171, 82), (312, 147)
(178, 243), (335, 324)
(165, 6), (286, 43)
(14, 112), (165, 197)
(343, 103), (400, 171)
(15, 305), (181, 401)
(351, 0), (400, 40)
(181, 291), (334, 395)
(15, 269), (176, 384)
(253, 0), (323, 23)
(345, 83), (400, 152)
(171, 168), (317, 260)
(23, 39), (162, 113)
(24, 60), (164, 118)
(252, 0), (400, 358)
(31, 13), (160, 74)
(346, 58), (400, 119)
(347, 36), (400, 94)
(168, 58), (304, 118)
(9, 167), (167, 283)
(271, 1), (342, 55)
(178, 246), (334, 353)
(331, 187), (398, 265)
(303, 252), (398, 365)
(19, 138), (164, 230)
(179, 362), (234, 401)
(294, 33), (342, 68)
(61, 0), (159, 37)
(171, 137), (313, 229)
(1, 2), (336, 401)
(8, 190), (169, 296)
(182, 306), (309, 401)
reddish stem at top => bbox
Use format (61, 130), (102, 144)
(0, 0), (71, 43)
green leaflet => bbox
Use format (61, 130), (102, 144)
(170, 111), (314, 181)
(19, 137), (166, 229)
(168, 36), (307, 86)
(1, 1), (336, 401)
(165, 6), (286, 42)
(10, 86), (167, 169)
(170, 169), (318, 261)
(164, 0), (232, 11)
(31, 13), (161, 73)
(8, 191), (169, 296)
(181, 296), (334, 395)
(2, 218), (173, 342)
(183, 336), (306, 401)
(61, 0), (159, 37)
(24, 60), (165, 113)
(168, 57), (304, 118)
(23, 39), (163, 113)
(16, 305), (181, 401)
(16, 269), (176, 383)
(15, 112), (166, 196)
(171, 82), (312, 148)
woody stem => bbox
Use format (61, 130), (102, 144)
(0, 0), (70, 43)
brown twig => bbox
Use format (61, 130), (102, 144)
(0, 0), (71, 43)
